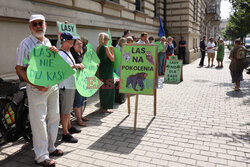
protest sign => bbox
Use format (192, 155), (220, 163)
(120, 44), (158, 132)
(25, 45), (75, 87)
(119, 44), (157, 95)
(164, 59), (183, 83)
(113, 47), (121, 72)
(154, 41), (163, 52)
(83, 45), (100, 72)
(57, 21), (79, 47)
(74, 69), (103, 97)
(169, 55), (178, 60)
(74, 44), (103, 97)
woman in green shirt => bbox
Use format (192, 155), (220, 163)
(216, 39), (225, 68)
(96, 32), (115, 113)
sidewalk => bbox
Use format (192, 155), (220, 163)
(0, 49), (249, 167)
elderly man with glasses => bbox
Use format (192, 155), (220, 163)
(16, 14), (62, 167)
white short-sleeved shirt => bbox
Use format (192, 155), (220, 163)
(58, 50), (76, 89)
(16, 35), (51, 66)
(207, 42), (215, 53)
(137, 40), (146, 44)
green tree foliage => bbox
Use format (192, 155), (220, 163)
(222, 0), (250, 40)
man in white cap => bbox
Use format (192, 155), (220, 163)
(16, 14), (62, 167)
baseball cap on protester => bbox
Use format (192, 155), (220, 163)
(29, 14), (45, 22)
(60, 31), (78, 41)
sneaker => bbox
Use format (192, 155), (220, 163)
(62, 133), (78, 143)
(68, 127), (81, 134)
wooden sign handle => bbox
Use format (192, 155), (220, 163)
(134, 94), (139, 132)
(154, 89), (157, 116)
(127, 94), (131, 115)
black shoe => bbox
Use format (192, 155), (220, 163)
(68, 127), (81, 134)
(62, 133), (78, 143)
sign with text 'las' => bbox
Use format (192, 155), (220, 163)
(119, 44), (158, 95)
(164, 60), (183, 83)
(25, 45), (75, 87)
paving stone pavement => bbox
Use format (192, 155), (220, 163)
(0, 49), (250, 167)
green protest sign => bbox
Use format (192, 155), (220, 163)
(107, 29), (112, 46)
(74, 44), (102, 97)
(154, 41), (163, 52)
(86, 43), (94, 50)
(74, 69), (103, 97)
(113, 47), (121, 71)
(57, 21), (79, 47)
(82, 45), (100, 72)
(25, 45), (75, 87)
(164, 60), (183, 83)
(119, 44), (158, 95)
(169, 56), (178, 60)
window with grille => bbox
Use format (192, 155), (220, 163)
(136, 0), (143, 12)
(154, 0), (158, 17)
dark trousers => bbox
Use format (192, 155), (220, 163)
(178, 52), (186, 64)
(199, 51), (206, 66)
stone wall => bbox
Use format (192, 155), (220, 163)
(0, 0), (159, 75)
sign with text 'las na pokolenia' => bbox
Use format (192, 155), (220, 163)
(164, 60), (183, 83)
(119, 44), (158, 95)
(25, 45), (75, 87)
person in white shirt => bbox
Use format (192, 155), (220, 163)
(137, 32), (148, 44)
(58, 32), (84, 143)
(16, 14), (62, 167)
(207, 37), (216, 67)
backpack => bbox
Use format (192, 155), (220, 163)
(235, 47), (246, 60)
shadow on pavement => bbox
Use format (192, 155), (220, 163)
(88, 116), (155, 154)
(198, 131), (250, 145)
(226, 90), (248, 98)
(0, 139), (33, 166)
(193, 79), (210, 83)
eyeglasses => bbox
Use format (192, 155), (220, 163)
(32, 21), (43, 27)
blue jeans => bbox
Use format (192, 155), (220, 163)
(73, 89), (86, 108)
(158, 52), (166, 74)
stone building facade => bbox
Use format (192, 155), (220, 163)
(205, 0), (221, 41)
(0, 0), (220, 76)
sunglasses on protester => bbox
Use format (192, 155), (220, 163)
(32, 21), (43, 27)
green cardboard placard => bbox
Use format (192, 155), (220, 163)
(154, 41), (163, 53)
(164, 60), (183, 83)
(169, 56), (178, 60)
(74, 44), (102, 97)
(75, 47), (100, 97)
(82, 45), (100, 72)
(119, 44), (157, 95)
(113, 47), (121, 70)
(74, 69), (103, 97)
(113, 72), (120, 83)
(25, 45), (75, 87)
(86, 43), (94, 50)
(57, 21), (79, 47)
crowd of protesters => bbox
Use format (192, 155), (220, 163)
(15, 14), (248, 166)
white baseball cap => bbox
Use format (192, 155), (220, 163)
(29, 14), (45, 22)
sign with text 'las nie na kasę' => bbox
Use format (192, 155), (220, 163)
(119, 44), (158, 95)
(25, 45), (75, 87)
(164, 59), (183, 83)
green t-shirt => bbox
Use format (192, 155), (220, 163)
(217, 44), (224, 56)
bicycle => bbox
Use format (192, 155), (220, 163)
(0, 78), (32, 145)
